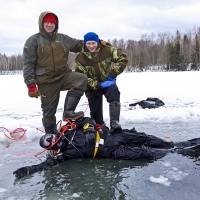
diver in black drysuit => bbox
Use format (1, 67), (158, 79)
(13, 117), (200, 179)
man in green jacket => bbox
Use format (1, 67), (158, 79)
(23, 11), (87, 135)
(75, 32), (128, 132)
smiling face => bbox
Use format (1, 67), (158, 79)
(85, 41), (98, 52)
(43, 22), (56, 33)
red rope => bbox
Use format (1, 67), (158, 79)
(0, 126), (63, 159)
(36, 127), (45, 133)
(0, 106), (87, 158)
(33, 131), (63, 158)
(0, 127), (27, 141)
(33, 119), (77, 158)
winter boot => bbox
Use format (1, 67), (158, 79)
(109, 101), (122, 133)
(63, 92), (84, 120)
(44, 127), (58, 135)
(42, 117), (58, 135)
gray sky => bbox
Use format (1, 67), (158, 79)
(1, 0), (200, 54)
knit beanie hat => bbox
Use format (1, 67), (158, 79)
(84, 32), (99, 44)
(43, 14), (58, 24)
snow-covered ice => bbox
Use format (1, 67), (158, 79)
(0, 71), (200, 144)
(0, 71), (200, 200)
(149, 175), (171, 186)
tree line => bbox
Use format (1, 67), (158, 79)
(1, 27), (200, 72)
(0, 54), (23, 73)
(111, 28), (200, 71)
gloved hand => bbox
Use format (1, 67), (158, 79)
(27, 83), (40, 98)
(100, 40), (111, 46)
(13, 166), (32, 179)
(100, 76), (116, 89)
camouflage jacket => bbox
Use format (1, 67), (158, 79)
(75, 44), (127, 90)
(23, 11), (83, 85)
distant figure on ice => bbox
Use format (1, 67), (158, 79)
(75, 32), (128, 132)
(13, 117), (200, 179)
(23, 11), (88, 135)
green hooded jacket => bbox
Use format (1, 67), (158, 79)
(23, 11), (83, 85)
(75, 44), (128, 90)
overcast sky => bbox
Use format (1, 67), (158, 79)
(1, 0), (200, 55)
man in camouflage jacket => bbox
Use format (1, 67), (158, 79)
(75, 32), (128, 132)
(23, 11), (87, 134)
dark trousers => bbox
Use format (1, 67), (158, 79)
(38, 71), (87, 133)
(85, 85), (120, 124)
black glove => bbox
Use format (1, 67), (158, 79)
(13, 166), (31, 179)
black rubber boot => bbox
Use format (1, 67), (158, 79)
(109, 101), (122, 133)
(42, 117), (57, 135)
(63, 91), (84, 120)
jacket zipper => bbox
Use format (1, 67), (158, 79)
(50, 41), (55, 72)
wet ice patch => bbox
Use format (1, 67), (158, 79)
(150, 163), (189, 187)
(162, 161), (171, 167)
(3, 154), (14, 159)
(166, 169), (189, 181)
(172, 167), (178, 171)
(6, 197), (16, 200)
(149, 175), (171, 186)
(0, 133), (11, 147)
(0, 187), (7, 193)
(72, 193), (80, 198)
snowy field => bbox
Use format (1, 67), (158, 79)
(0, 71), (200, 144)
(0, 71), (200, 200)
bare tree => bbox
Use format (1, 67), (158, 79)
(1, 27), (200, 73)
